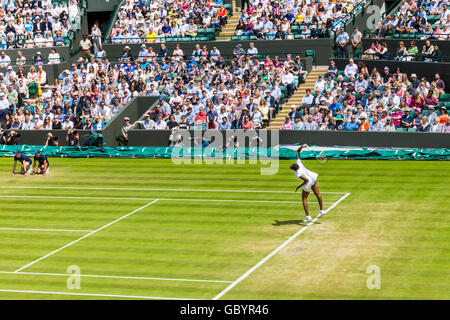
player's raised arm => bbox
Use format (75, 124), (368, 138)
(296, 144), (308, 159)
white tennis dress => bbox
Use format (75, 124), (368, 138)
(294, 159), (318, 192)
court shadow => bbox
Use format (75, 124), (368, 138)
(272, 220), (303, 226)
(272, 220), (322, 226)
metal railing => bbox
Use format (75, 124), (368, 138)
(0, 56), (66, 67)
(332, 0), (369, 33)
(104, 0), (126, 41)
(67, 0), (88, 54)
(381, 0), (402, 20)
(361, 0), (403, 38)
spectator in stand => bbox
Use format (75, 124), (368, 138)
(336, 27), (350, 58)
(442, 116), (450, 132)
(0, 0), (77, 49)
(431, 116), (442, 132)
(280, 116), (293, 130)
(48, 49), (61, 64)
(80, 34), (92, 60)
(0, 51), (11, 67)
(344, 58), (358, 80)
(285, 62), (449, 134)
(351, 26), (362, 52)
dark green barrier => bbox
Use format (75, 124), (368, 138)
(0, 145), (449, 160)
(102, 39), (332, 65)
(331, 58), (450, 87)
(127, 129), (450, 149)
(0, 61), (70, 84)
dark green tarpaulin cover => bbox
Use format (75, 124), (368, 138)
(1, 145), (449, 160)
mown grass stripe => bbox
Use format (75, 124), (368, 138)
(0, 195), (335, 204)
(14, 200), (160, 273)
(0, 271), (232, 283)
(0, 185), (346, 194)
(0, 289), (194, 300)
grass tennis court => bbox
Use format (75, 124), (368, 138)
(0, 158), (448, 300)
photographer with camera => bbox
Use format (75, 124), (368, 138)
(0, 128), (6, 144)
(45, 132), (59, 146)
(1, 130), (21, 145)
(66, 128), (79, 146)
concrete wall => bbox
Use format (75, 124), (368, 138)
(0, 46), (71, 66)
(4, 130), (96, 146)
(361, 38), (450, 63)
(332, 58), (450, 85)
(103, 39), (333, 65)
(102, 96), (159, 147)
(87, 0), (121, 12)
(71, 9), (90, 55)
(5, 128), (449, 149)
(0, 46), (70, 84)
(0, 62), (70, 85)
(126, 129), (450, 148)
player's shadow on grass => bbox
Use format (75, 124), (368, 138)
(272, 220), (321, 226)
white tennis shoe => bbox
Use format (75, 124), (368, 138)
(319, 210), (325, 215)
(303, 215), (312, 223)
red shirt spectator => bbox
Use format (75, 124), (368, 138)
(195, 109), (207, 123)
(343, 92), (356, 106)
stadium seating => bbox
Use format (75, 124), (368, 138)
(0, 0), (448, 136)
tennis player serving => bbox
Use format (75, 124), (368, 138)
(290, 144), (324, 222)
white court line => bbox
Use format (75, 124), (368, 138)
(14, 199), (159, 273)
(0, 185), (345, 194)
(212, 192), (351, 300)
(0, 227), (93, 233)
(0, 289), (195, 300)
(0, 271), (231, 284)
(0, 195), (335, 205)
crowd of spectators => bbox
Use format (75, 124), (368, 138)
(279, 58), (450, 133)
(0, 0), (80, 49)
(362, 39), (442, 62)
(109, 0), (229, 44)
(374, 0), (450, 40)
(233, 0), (366, 39)
(0, 49), (61, 67)
(0, 43), (308, 134)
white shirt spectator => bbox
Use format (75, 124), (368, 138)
(153, 119), (168, 130)
(301, 94), (314, 106)
(344, 62), (358, 78)
(62, 119), (74, 130)
(0, 54), (11, 67)
(314, 78), (327, 92)
(48, 52), (61, 64)
(0, 96), (9, 110)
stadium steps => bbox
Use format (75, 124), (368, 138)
(217, 0), (240, 41)
(267, 65), (329, 129)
